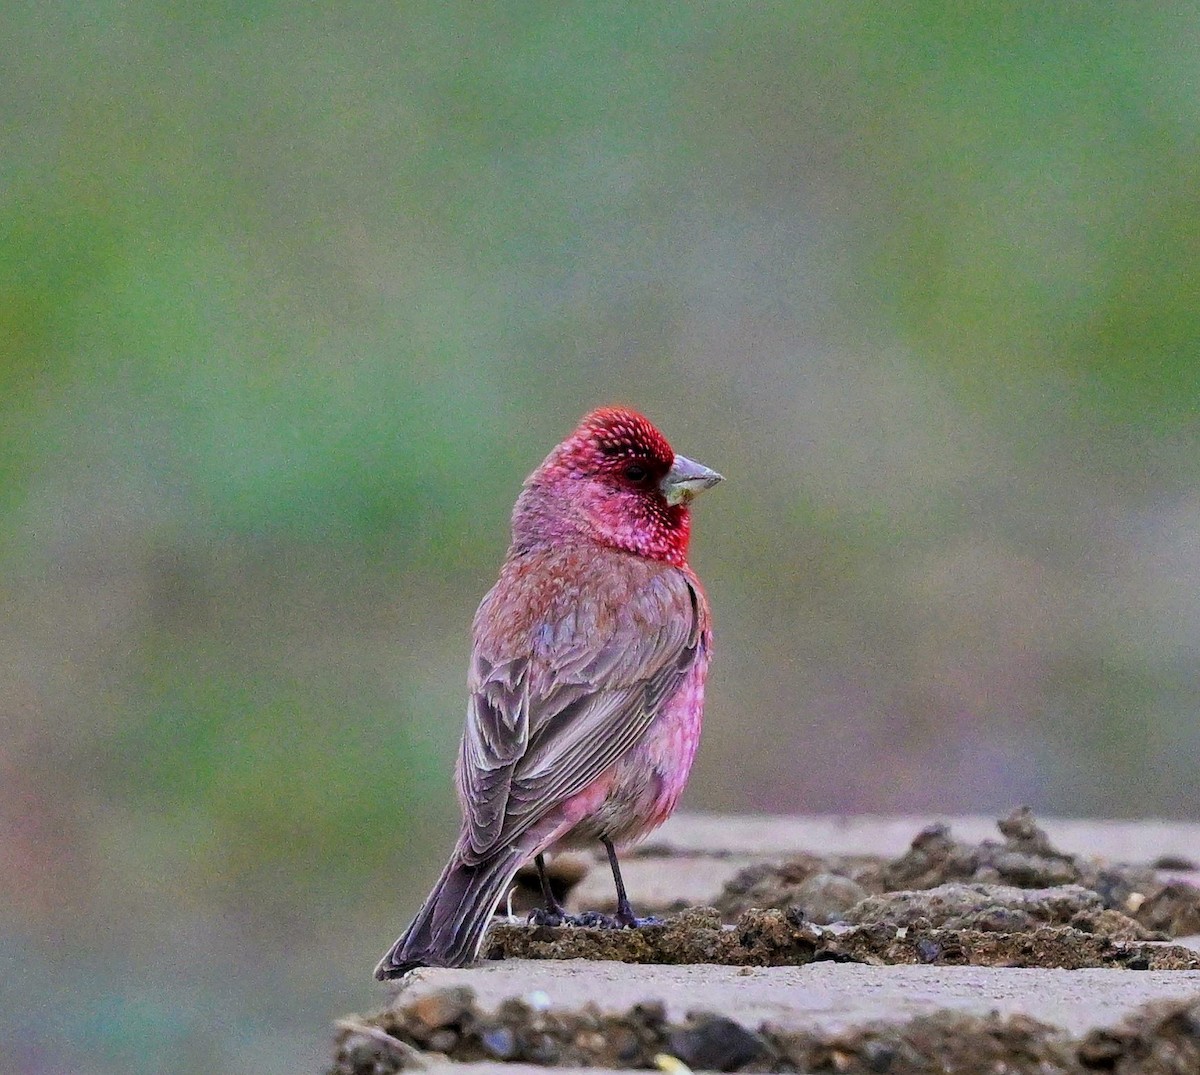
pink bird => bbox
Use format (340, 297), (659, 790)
(374, 406), (722, 979)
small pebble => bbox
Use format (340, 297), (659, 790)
(480, 1025), (518, 1059)
(667, 1015), (767, 1071)
(915, 937), (942, 963)
(426, 1029), (457, 1053)
(412, 987), (472, 1029)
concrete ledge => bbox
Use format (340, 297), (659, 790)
(335, 813), (1200, 1074)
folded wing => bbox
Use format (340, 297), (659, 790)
(456, 561), (703, 864)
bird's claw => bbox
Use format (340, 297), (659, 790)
(527, 908), (630, 929)
(570, 910), (622, 929)
(528, 908), (624, 929)
(613, 896), (665, 929)
(573, 909), (666, 929)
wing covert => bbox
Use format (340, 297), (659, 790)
(455, 558), (704, 864)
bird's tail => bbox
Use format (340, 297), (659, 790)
(373, 846), (527, 980)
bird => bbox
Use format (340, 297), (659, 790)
(373, 406), (722, 979)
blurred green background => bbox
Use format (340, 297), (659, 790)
(6, 3), (1200, 1072)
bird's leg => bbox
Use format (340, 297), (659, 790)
(603, 838), (663, 929)
(604, 838), (637, 927)
(527, 854), (567, 926)
(528, 844), (665, 931)
(530, 852), (623, 929)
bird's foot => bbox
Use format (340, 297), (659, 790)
(614, 898), (665, 929)
(528, 908), (626, 929)
(527, 906), (666, 930)
(568, 910), (622, 929)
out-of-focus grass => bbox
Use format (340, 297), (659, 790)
(5, 3), (1200, 1073)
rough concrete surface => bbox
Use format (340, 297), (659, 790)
(387, 959), (1200, 1037)
(333, 813), (1200, 1073)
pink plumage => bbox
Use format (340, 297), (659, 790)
(374, 406), (722, 979)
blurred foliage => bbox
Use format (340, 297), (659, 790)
(5, 3), (1200, 1073)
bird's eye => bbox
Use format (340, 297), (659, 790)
(623, 463), (649, 483)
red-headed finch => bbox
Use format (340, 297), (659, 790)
(374, 407), (722, 979)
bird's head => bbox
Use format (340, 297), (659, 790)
(513, 407), (723, 565)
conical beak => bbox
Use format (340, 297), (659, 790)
(661, 454), (724, 506)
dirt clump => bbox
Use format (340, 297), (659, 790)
(330, 988), (1200, 1073)
(716, 851), (879, 920)
(841, 881), (1157, 939)
(479, 810), (1200, 971)
(483, 906), (1199, 970)
(713, 808), (1200, 940)
(484, 906), (818, 967)
(825, 923), (1198, 970)
(333, 989), (675, 1074)
(1136, 882), (1200, 937)
(772, 1010), (1077, 1075)
(1077, 995), (1200, 1073)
